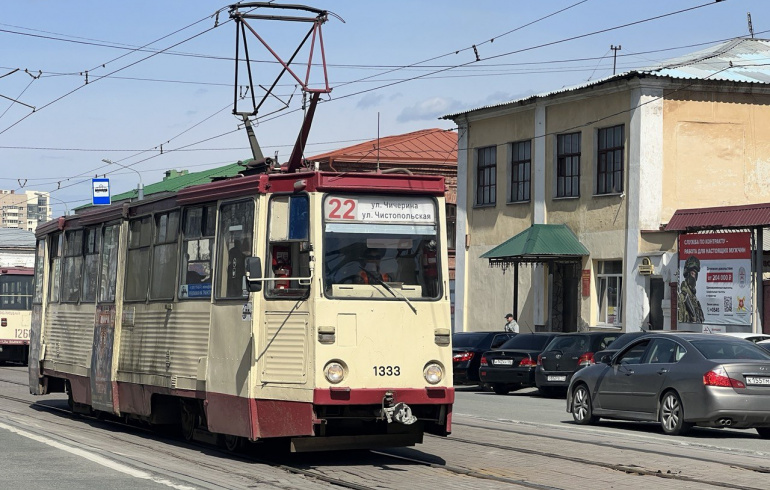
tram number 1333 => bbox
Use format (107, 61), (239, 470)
(373, 366), (401, 376)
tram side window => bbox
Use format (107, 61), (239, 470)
(48, 233), (62, 303)
(61, 229), (84, 303)
(179, 204), (215, 300)
(81, 227), (101, 303)
(33, 239), (45, 304)
(125, 217), (152, 301)
(99, 224), (120, 303)
(0, 274), (33, 310)
(266, 195), (310, 299)
(150, 211), (180, 300)
(216, 200), (254, 299)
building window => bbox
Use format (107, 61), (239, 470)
(596, 260), (622, 326)
(445, 204), (456, 250)
(475, 146), (496, 206)
(597, 125), (624, 194)
(509, 140), (531, 202)
(556, 132), (580, 198)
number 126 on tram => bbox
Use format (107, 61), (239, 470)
(29, 171), (453, 451)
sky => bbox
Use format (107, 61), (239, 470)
(1, 0), (769, 217)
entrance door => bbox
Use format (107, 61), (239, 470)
(551, 262), (580, 333)
(649, 278), (664, 330)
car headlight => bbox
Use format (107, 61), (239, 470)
(423, 362), (444, 385)
(324, 361), (346, 384)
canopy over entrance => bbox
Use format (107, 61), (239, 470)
(481, 224), (588, 331)
(482, 224), (589, 266)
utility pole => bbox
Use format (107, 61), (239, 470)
(611, 45), (622, 75)
(748, 12), (754, 38)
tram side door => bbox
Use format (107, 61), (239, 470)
(206, 199), (259, 433)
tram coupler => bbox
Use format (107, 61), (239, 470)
(380, 391), (417, 425)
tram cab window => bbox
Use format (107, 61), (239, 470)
(98, 224), (120, 303)
(150, 211), (180, 300)
(61, 230), (84, 303)
(322, 195), (441, 300)
(33, 240), (45, 304)
(266, 195), (310, 299)
(81, 227), (101, 303)
(0, 274), (33, 310)
(179, 204), (215, 300)
(125, 217), (152, 301)
(48, 233), (62, 303)
(216, 200), (254, 299)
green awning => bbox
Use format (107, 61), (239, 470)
(481, 224), (588, 266)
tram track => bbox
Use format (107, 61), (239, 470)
(0, 369), (764, 490)
(451, 420), (770, 474)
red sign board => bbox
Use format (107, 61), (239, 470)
(582, 269), (591, 297)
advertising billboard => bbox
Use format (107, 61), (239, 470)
(677, 232), (752, 326)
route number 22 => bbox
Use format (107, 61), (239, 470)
(326, 198), (357, 220)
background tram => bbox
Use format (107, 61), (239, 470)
(29, 170), (453, 451)
(0, 267), (33, 364)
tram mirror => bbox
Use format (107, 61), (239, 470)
(245, 257), (262, 292)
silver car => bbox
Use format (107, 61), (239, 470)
(566, 333), (770, 438)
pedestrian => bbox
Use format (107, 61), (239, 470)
(504, 313), (519, 333)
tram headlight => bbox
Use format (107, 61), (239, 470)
(324, 361), (346, 384)
(423, 362), (444, 385)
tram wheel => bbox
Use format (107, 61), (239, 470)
(180, 402), (197, 442)
(223, 434), (244, 453)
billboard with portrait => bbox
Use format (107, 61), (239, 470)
(677, 232), (752, 326)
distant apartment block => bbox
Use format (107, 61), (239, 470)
(0, 189), (52, 231)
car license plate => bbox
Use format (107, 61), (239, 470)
(547, 375), (567, 382)
(493, 359), (513, 365)
(745, 376), (770, 386)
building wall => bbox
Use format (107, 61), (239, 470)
(661, 90), (770, 214)
(0, 190), (51, 231)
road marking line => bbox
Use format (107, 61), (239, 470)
(0, 421), (197, 489)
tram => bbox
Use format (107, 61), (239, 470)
(28, 170), (454, 451)
(0, 267), (33, 364)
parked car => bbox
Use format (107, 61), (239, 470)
(452, 331), (516, 385)
(758, 339), (770, 353)
(478, 332), (562, 395)
(567, 333), (770, 438)
(594, 331), (652, 363)
(721, 332), (770, 344)
(535, 331), (622, 396)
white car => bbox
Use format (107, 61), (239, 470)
(721, 332), (770, 344)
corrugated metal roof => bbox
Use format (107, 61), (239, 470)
(443, 38), (770, 120)
(309, 128), (457, 165)
(0, 228), (35, 248)
(665, 202), (770, 231)
(481, 224), (588, 264)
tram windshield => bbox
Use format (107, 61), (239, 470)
(323, 195), (441, 300)
(0, 274), (33, 311)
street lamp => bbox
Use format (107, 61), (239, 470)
(102, 158), (143, 201)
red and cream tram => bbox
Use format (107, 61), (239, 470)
(0, 267), (33, 364)
(29, 170), (453, 451)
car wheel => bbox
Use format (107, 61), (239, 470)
(757, 428), (770, 439)
(659, 391), (692, 435)
(492, 383), (510, 395)
(571, 384), (597, 425)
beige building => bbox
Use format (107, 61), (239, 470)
(444, 38), (770, 335)
(0, 189), (51, 231)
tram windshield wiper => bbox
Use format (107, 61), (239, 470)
(359, 266), (417, 314)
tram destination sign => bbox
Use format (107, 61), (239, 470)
(324, 196), (435, 224)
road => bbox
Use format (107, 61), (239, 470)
(454, 385), (770, 454)
(1, 365), (768, 489)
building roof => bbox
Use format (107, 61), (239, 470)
(665, 202), (770, 231)
(0, 228), (35, 248)
(481, 224), (589, 265)
(442, 38), (770, 119)
(309, 128), (457, 166)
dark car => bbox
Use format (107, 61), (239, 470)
(452, 331), (516, 385)
(593, 331), (652, 364)
(478, 332), (562, 395)
(535, 331), (622, 396)
(567, 333), (770, 438)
